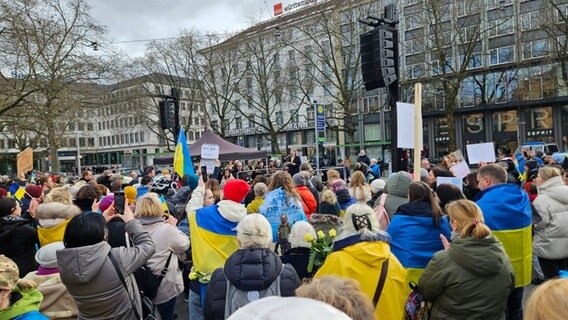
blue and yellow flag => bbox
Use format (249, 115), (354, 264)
(174, 128), (194, 178)
(9, 183), (26, 201)
(159, 194), (170, 217)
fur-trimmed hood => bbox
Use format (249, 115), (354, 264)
(36, 203), (81, 228)
(310, 214), (343, 226)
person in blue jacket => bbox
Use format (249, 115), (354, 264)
(387, 181), (451, 285)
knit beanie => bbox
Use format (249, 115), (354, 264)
(26, 185), (43, 198)
(35, 241), (65, 268)
(123, 186), (137, 204)
(552, 153), (566, 164)
(318, 201), (340, 216)
(0, 189), (6, 199)
(223, 179), (251, 203)
(292, 173), (309, 187)
(370, 179), (386, 194)
(99, 194), (114, 212)
(187, 174), (199, 191)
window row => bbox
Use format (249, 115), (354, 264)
(98, 132), (146, 147)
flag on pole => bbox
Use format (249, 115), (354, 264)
(159, 194), (170, 217)
(9, 183), (26, 201)
(174, 128), (194, 177)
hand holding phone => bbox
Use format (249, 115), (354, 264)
(114, 192), (126, 214)
(201, 166), (208, 183)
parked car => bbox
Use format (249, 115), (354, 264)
(514, 142), (559, 158)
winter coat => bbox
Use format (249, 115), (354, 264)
(0, 287), (47, 320)
(315, 234), (407, 320)
(281, 247), (312, 280)
(140, 217), (190, 305)
(203, 248), (301, 320)
(259, 188), (307, 242)
(24, 271), (78, 319)
(287, 156), (302, 177)
(296, 186), (317, 219)
(57, 220), (156, 320)
(533, 176), (568, 259)
(0, 216), (39, 277)
(349, 186), (372, 203)
(357, 155), (371, 166)
(246, 197), (265, 214)
(419, 236), (515, 320)
(384, 172), (411, 218)
(171, 185), (191, 205)
(309, 214), (342, 234)
(387, 201), (451, 285)
(475, 183), (532, 288)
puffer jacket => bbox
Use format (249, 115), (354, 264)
(24, 271), (78, 319)
(57, 220), (155, 320)
(296, 186), (317, 219)
(384, 172), (411, 218)
(203, 248), (301, 320)
(419, 236), (515, 320)
(533, 176), (568, 259)
(140, 217), (190, 305)
(0, 216), (39, 277)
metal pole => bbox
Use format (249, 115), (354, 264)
(76, 128), (82, 175)
(314, 100), (320, 177)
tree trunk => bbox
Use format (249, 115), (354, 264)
(46, 125), (60, 172)
(446, 93), (457, 152)
(269, 130), (280, 154)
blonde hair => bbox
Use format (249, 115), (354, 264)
(525, 278), (568, 320)
(296, 276), (375, 320)
(254, 182), (268, 197)
(538, 166), (562, 182)
(326, 170), (340, 181)
(43, 187), (73, 205)
(236, 214), (273, 249)
(134, 193), (163, 218)
(289, 221), (316, 248)
(319, 190), (338, 204)
(446, 199), (491, 239)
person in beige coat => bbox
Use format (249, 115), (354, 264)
(136, 193), (190, 320)
(24, 241), (78, 319)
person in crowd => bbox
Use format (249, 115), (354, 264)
(315, 204), (406, 320)
(532, 166), (568, 279)
(109, 179), (121, 194)
(23, 242), (78, 319)
(329, 179), (354, 212)
(421, 158), (431, 171)
(369, 158), (381, 180)
(94, 184), (108, 200)
(418, 200), (515, 320)
(43, 187), (73, 205)
(203, 214), (301, 320)
(259, 171), (307, 242)
(171, 174), (199, 206)
(22, 185), (43, 221)
(0, 198), (39, 277)
(428, 167), (454, 191)
(387, 181), (451, 285)
(0, 255), (48, 320)
(435, 183), (465, 214)
(206, 179), (222, 204)
(296, 276), (375, 320)
(353, 161), (369, 178)
(136, 175), (153, 199)
(281, 221), (317, 280)
(523, 159), (540, 202)
(383, 171), (412, 218)
(57, 207), (155, 319)
(73, 185), (98, 213)
(188, 179), (250, 320)
(300, 163), (323, 193)
(292, 173), (317, 219)
(135, 193), (189, 320)
(35, 202), (81, 247)
(524, 278), (568, 320)
(219, 169), (234, 191)
(310, 190), (342, 234)
(285, 149), (302, 177)
(96, 170), (113, 190)
(475, 164), (532, 320)
(368, 178), (386, 208)
(563, 169), (568, 186)
(123, 186), (137, 205)
(325, 169), (341, 188)
(246, 182), (267, 214)
(144, 166), (156, 178)
(129, 171), (139, 185)
(463, 172), (480, 200)
(79, 170), (94, 184)
(349, 171), (372, 204)
(244, 175), (268, 206)
(356, 150), (371, 166)
(227, 296), (352, 320)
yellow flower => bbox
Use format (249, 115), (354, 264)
(189, 272), (198, 281)
(317, 230), (326, 240)
(329, 229), (337, 238)
(304, 233), (314, 243)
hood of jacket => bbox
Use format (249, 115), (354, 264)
(448, 236), (508, 276)
(333, 235), (390, 268)
(56, 241), (111, 285)
(0, 216), (29, 243)
(310, 214), (342, 226)
(538, 176), (568, 205)
(217, 199), (247, 222)
(397, 200), (433, 218)
(385, 172), (411, 197)
(0, 287), (43, 320)
(224, 248), (283, 291)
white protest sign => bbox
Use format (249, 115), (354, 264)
(396, 102), (416, 149)
(201, 144), (219, 160)
(466, 142), (496, 164)
(450, 161), (470, 179)
(437, 177), (463, 191)
(301, 156), (308, 164)
(201, 159), (216, 174)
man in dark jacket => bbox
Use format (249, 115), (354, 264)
(203, 214), (300, 320)
(356, 149), (371, 166)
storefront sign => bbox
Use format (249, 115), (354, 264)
(284, 0), (318, 13)
(316, 105), (326, 131)
(274, 3), (283, 16)
(527, 129), (553, 137)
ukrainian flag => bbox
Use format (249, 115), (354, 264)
(159, 194), (170, 217)
(174, 128), (194, 177)
(476, 183), (532, 287)
(9, 183), (26, 201)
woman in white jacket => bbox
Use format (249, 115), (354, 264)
(533, 166), (568, 279)
(135, 193), (190, 320)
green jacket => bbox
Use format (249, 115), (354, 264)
(418, 236), (515, 320)
(0, 287), (46, 320)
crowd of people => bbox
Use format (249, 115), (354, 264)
(0, 146), (567, 319)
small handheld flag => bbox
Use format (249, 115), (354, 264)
(159, 194), (170, 218)
(9, 183), (26, 201)
(174, 128), (194, 178)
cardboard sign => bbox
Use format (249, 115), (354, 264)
(16, 148), (33, 179)
(466, 142), (496, 164)
(201, 144), (219, 160)
(437, 177), (463, 191)
(396, 102), (417, 149)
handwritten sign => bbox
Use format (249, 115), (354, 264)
(201, 144), (219, 160)
(201, 159), (216, 174)
(17, 148), (33, 179)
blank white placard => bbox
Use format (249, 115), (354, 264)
(396, 102), (416, 149)
(466, 142), (496, 164)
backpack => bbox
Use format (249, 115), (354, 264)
(223, 265), (284, 318)
(374, 193), (390, 230)
(133, 252), (173, 300)
(405, 282), (431, 320)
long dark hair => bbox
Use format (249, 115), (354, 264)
(408, 181), (443, 227)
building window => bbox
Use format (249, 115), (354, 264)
(489, 46), (514, 65)
(431, 58), (453, 75)
(488, 0), (512, 10)
(140, 132), (145, 143)
(459, 52), (482, 70)
(456, 0), (480, 17)
(521, 11), (541, 31)
(406, 63), (424, 79)
(488, 18), (513, 38)
(275, 111), (283, 125)
(188, 131), (194, 141)
(236, 117), (242, 129)
(405, 15), (421, 31)
(248, 115), (255, 127)
(522, 39), (548, 60)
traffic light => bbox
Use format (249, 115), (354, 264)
(158, 100), (179, 132)
(360, 25), (398, 91)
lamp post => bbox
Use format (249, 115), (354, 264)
(75, 127), (82, 175)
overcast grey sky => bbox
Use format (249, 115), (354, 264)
(89, 0), (298, 57)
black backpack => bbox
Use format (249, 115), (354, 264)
(133, 252), (173, 299)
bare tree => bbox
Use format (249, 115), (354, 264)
(541, 0), (568, 86)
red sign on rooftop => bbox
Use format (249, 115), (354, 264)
(274, 3), (283, 16)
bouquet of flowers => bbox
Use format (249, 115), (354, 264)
(305, 229), (337, 273)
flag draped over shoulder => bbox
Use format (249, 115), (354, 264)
(174, 128), (194, 177)
(9, 183), (25, 201)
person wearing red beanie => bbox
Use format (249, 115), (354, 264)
(222, 179), (251, 203)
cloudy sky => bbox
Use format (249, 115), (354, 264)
(89, 0), (300, 57)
